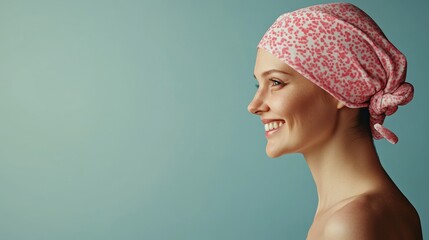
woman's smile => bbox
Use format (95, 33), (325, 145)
(262, 119), (285, 137)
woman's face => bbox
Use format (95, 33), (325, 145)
(248, 48), (340, 157)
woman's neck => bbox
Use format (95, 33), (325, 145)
(303, 132), (388, 214)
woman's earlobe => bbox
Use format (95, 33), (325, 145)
(336, 101), (346, 109)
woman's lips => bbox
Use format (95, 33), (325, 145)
(263, 120), (285, 137)
(265, 127), (281, 137)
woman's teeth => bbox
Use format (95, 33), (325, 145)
(264, 121), (284, 132)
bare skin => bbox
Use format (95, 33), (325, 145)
(249, 48), (422, 239)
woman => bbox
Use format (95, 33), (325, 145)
(248, 3), (422, 239)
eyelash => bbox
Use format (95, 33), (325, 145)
(255, 79), (285, 89)
(271, 79), (283, 86)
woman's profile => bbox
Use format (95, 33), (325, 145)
(248, 3), (423, 239)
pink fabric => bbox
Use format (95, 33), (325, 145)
(257, 2), (413, 144)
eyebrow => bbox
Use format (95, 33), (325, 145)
(253, 69), (290, 80)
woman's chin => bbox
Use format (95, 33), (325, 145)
(266, 141), (297, 158)
(266, 145), (285, 158)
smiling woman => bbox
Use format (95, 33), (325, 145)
(251, 49), (340, 157)
(248, 2), (422, 239)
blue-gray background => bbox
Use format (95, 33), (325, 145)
(0, 0), (427, 239)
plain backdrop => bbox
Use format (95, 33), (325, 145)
(0, 0), (427, 239)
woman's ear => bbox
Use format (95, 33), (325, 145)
(323, 91), (345, 110)
(336, 101), (346, 109)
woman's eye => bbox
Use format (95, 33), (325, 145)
(270, 79), (284, 86)
(254, 80), (284, 90)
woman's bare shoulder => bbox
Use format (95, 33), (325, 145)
(320, 193), (422, 240)
(321, 194), (386, 240)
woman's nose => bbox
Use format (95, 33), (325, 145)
(248, 92), (269, 115)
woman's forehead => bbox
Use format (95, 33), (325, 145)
(254, 48), (295, 77)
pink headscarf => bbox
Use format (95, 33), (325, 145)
(257, 2), (413, 144)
